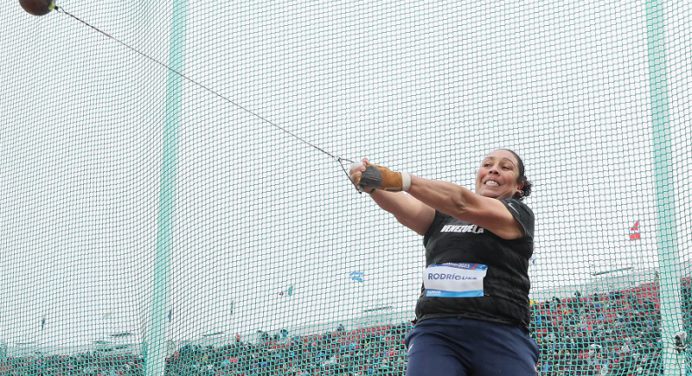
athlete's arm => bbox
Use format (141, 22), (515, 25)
(368, 190), (435, 236)
(407, 176), (523, 240)
(349, 159), (435, 235)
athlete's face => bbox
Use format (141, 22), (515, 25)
(475, 150), (523, 200)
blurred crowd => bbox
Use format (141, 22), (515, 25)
(531, 279), (692, 375)
(1, 279), (690, 376)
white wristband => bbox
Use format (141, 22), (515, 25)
(401, 172), (411, 191)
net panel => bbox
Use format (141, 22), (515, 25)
(1, 1), (690, 375)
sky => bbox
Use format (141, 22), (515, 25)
(0, 0), (690, 354)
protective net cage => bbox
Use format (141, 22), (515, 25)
(1, 1), (690, 375)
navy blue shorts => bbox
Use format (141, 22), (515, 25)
(405, 318), (538, 376)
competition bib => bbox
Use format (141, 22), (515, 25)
(423, 263), (488, 298)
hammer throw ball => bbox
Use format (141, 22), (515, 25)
(19, 0), (55, 16)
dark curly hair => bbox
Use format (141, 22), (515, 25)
(501, 149), (532, 200)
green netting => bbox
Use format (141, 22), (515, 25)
(1, 1), (690, 375)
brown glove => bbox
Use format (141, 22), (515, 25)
(358, 162), (411, 192)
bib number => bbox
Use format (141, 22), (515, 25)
(424, 263), (487, 298)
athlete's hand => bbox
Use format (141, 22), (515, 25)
(351, 159), (411, 193)
(349, 159), (373, 193)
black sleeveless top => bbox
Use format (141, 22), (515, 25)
(415, 198), (534, 328)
